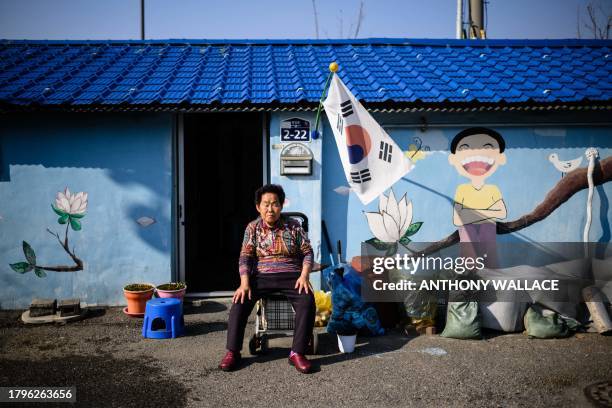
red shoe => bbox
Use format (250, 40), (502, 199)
(218, 350), (241, 372)
(288, 352), (312, 374)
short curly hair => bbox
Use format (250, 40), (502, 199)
(255, 184), (285, 206)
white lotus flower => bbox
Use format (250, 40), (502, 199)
(55, 187), (88, 215)
(364, 189), (413, 242)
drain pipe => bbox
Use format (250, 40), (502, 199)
(581, 147), (612, 334)
(583, 147), (599, 249)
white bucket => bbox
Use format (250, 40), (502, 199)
(337, 334), (357, 353)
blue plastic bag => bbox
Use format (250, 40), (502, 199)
(323, 264), (384, 336)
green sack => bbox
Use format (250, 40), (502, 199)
(441, 301), (482, 339)
(524, 304), (580, 339)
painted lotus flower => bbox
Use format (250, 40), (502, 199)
(55, 188), (87, 215)
(9, 187), (87, 278)
(10, 187), (88, 278)
(52, 187), (88, 230)
(364, 189), (422, 249)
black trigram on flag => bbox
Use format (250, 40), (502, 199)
(336, 113), (344, 133)
(341, 100), (354, 117)
(350, 168), (372, 184)
(378, 141), (393, 163)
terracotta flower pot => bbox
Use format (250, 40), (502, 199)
(123, 284), (154, 314)
(156, 283), (187, 301)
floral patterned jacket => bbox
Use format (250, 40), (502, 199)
(238, 216), (313, 276)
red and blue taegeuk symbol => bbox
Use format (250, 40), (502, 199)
(345, 125), (371, 164)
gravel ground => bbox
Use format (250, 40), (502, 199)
(0, 300), (611, 408)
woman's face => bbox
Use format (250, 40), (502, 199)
(256, 192), (283, 226)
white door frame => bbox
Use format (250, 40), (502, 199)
(176, 113), (186, 284)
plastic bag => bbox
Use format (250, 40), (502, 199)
(403, 289), (438, 321)
(389, 266), (438, 324)
(479, 301), (528, 333)
(314, 290), (332, 327)
(441, 301), (482, 339)
(524, 304), (581, 339)
(315, 290), (332, 313)
(323, 264), (385, 336)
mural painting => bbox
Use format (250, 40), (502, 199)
(448, 127), (507, 244)
(405, 136), (430, 163)
(384, 131), (612, 260)
(9, 187), (87, 277)
(548, 152), (583, 178)
(364, 189), (423, 254)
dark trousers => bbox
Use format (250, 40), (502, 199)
(226, 273), (316, 355)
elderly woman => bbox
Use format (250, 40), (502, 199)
(218, 184), (316, 374)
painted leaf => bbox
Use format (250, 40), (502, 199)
(70, 218), (82, 231)
(399, 236), (411, 246)
(51, 204), (67, 217)
(402, 222), (423, 238)
(10, 262), (33, 274)
(22, 241), (36, 265)
(34, 267), (47, 278)
(386, 242), (399, 257)
(58, 214), (69, 224)
(333, 186), (351, 196)
(70, 212), (85, 219)
(365, 238), (392, 251)
(136, 216), (156, 227)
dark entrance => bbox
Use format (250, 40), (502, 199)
(183, 113), (264, 292)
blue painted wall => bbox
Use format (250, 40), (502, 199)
(1, 109), (609, 307)
(0, 112), (174, 309)
(322, 118), (612, 266)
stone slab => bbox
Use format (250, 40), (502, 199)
(21, 309), (87, 325)
(29, 298), (56, 317)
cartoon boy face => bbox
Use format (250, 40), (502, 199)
(448, 131), (506, 183)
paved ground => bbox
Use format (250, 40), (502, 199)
(0, 300), (611, 408)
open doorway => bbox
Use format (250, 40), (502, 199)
(182, 112), (264, 293)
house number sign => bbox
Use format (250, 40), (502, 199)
(280, 117), (311, 142)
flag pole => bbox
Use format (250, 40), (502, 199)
(311, 62), (338, 139)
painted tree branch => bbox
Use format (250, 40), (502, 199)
(498, 156), (612, 234)
(42, 228), (83, 272)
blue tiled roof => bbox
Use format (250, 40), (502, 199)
(0, 38), (610, 107)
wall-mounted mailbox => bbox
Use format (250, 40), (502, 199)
(280, 143), (313, 176)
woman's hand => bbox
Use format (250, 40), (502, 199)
(232, 283), (251, 304)
(294, 274), (313, 294)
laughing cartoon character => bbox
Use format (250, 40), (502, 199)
(448, 127), (507, 244)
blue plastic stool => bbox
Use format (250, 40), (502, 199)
(142, 298), (184, 339)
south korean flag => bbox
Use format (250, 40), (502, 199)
(323, 74), (413, 205)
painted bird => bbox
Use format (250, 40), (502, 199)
(548, 153), (583, 177)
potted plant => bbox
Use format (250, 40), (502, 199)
(155, 282), (187, 301)
(123, 283), (154, 316)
